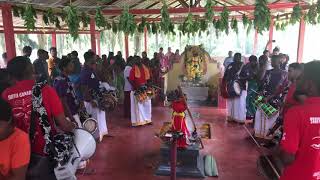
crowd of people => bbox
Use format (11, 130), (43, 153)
(1, 41), (319, 180)
(0, 45), (180, 179)
(222, 45), (320, 179)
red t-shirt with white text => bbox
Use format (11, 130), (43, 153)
(280, 97), (320, 180)
(2, 80), (64, 156)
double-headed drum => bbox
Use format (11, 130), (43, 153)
(83, 118), (99, 141)
(54, 128), (97, 180)
(226, 80), (241, 98)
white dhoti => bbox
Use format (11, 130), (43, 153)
(84, 102), (108, 137)
(226, 90), (247, 123)
(130, 91), (152, 126)
(254, 109), (279, 139)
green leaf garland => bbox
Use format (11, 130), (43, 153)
(242, 14), (249, 27)
(55, 16), (61, 29)
(290, 4), (302, 24)
(119, 7), (136, 35)
(231, 18), (238, 34)
(13, 6), (21, 17)
(160, 1), (172, 34)
(95, 7), (106, 29)
(138, 17), (146, 33)
(64, 5), (80, 41)
(112, 21), (118, 33)
(151, 22), (158, 34)
(254, 0), (271, 34)
(23, 4), (37, 31)
(81, 12), (90, 28)
(183, 12), (195, 35)
(200, 19), (208, 32)
(220, 6), (230, 35)
(305, 4), (317, 25)
(205, 0), (214, 21)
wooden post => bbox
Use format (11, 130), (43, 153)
(268, 19), (274, 52)
(90, 18), (96, 53)
(144, 27), (147, 53)
(2, 4), (16, 60)
(97, 32), (101, 56)
(297, 19), (305, 63)
(253, 30), (258, 55)
(51, 32), (57, 47)
(125, 34), (129, 59)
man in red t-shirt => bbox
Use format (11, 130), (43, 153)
(2, 56), (76, 180)
(280, 61), (320, 180)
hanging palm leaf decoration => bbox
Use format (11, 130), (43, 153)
(119, 6), (136, 35)
(81, 12), (90, 28)
(290, 4), (302, 24)
(13, 6), (21, 17)
(95, 7), (106, 29)
(220, 6), (230, 34)
(305, 4), (317, 25)
(231, 18), (238, 34)
(55, 16), (61, 29)
(254, 0), (271, 33)
(317, 0), (320, 23)
(112, 21), (118, 33)
(200, 19), (208, 32)
(42, 13), (49, 25)
(160, 0), (172, 34)
(246, 20), (253, 34)
(64, 5), (80, 40)
(151, 22), (158, 34)
(106, 21), (112, 30)
(183, 12), (195, 35)
(275, 22), (281, 31)
(23, 4), (37, 31)
(214, 19), (222, 37)
(242, 14), (249, 27)
(205, 0), (214, 22)
(138, 17), (146, 33)
(146, 22), (151, 33)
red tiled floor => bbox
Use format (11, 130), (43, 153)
(78, 107), (264, 180)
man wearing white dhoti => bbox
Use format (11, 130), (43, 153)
(80, 51), (108, 140)
(254, 55), (288, 139)
(223, 53), (249, 123)
(129, 56), (152, 126)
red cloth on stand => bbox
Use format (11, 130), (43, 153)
(171, 100), (190, 148)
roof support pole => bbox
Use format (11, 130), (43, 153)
(144, 27), (147, 53)
(125, 34), (129, 59)
(297, 18), (305, 63)
(97, 32), (101, 57)
(2, 4), (16, 60)
(90, 18), (96, 53)
(268, 18), (274, 52)
(51, 32), (57, 48)
(253, 29), (258, 55)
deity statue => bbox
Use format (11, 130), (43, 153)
(181, 45), (209, 82)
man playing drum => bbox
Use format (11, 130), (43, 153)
(2, 56), (76, 180)
(254, 55), (288, 139)
(80, 51), (108, 141)
(271, 61), (320, 180)
(223, 53), (247, 123)
(129, 56), (152, 127)
(54, 56), (83, 128)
